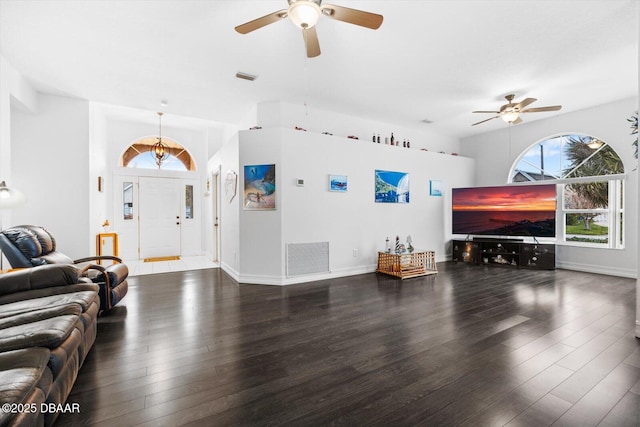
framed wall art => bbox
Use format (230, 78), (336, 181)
(430, 179), (443, 197)
(375, 170), (409, 203)
(243, 164), (276, 210)
(329, 174), (348, 192)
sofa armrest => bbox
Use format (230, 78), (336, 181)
(0, 264), (82, 297)
(74, 255), (123, 264)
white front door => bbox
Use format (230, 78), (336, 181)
(139, 177), (181, 259)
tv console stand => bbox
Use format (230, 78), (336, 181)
(452, 238), (555, 270)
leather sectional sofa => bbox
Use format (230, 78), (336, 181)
(0, 225), (128, 312)
(0, 264), (100, 427)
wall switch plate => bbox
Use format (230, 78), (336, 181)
(296, 178), (304, 186)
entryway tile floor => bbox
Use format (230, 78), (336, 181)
(123, 255), (219, 277)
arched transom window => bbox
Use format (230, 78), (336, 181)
(511, 133), (625, 248)
(121, 137), (196, 171)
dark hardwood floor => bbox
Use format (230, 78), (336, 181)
(56, 263), (640, 426)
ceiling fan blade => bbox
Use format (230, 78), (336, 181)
(472, 110), (500, 114)
(511, 116), (523, 124)
(521, 105), (562, 113)
(471, 116), (499, 126)
(235, 9), (288, 34)
(303, 27), (321, 58)
(321, 4), (383, 29)
(514, 98), (537, 110)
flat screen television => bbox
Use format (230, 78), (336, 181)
(452, 184), (556, 237)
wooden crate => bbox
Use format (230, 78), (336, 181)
(376, 250), (437, 279)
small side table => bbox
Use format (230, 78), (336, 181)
(96, 232), (119, 265)
(376, 250), (437, 279)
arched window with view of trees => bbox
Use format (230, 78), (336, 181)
(120, 137), (196, 171)
(510, 133), (624, 248)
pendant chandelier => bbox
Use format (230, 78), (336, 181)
(151, 112), (169, 168)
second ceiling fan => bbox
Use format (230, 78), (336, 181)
(472, 94), (562, 126)
(235, 0), (383, 58)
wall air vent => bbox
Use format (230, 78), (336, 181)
(286, 242), (329, 277)
(235, 71), (257, 81)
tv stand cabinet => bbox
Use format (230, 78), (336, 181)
(452, 238), (555, 270)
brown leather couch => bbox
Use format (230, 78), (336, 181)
(0, 225), (128, 312)
(0, 264), (99, 427)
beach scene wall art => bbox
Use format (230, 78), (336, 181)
(244, 164), (276, 210)
(329, 175), (348, 192)
(375, 170), (410, 203)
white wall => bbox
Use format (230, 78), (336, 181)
(238, 128), (283, 283)
(461, 97), (638, 278)
(257, 101), (460, 154)
(0, 54), (38, 239)
(10, 94), (91, 259)
(208, 133), (240, 278)
(236, 126), (474, 285)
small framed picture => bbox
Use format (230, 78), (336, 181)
(430, 180), (442, 197)
(329, 174), (347, 192)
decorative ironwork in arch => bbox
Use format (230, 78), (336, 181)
(121, 137), (196, 171)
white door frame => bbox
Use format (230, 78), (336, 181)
(212, 167), (221, 263)
(113, 168), (202, 260)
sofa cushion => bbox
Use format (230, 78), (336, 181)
(0, 315), (79, 353)
(33, 252), (74, 266)
(0, 347), (52, 427)
(28, 226), (56, 255)
(0, 264), (82, 297)
(0, 290), (99, 318)
(48, 327), (83, 380)
(1, 227), (43, 259)
(0, 305), (82, 329)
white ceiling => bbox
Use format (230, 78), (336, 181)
(1, 0), (638, 140)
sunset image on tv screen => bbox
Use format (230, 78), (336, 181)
(452, 184), (556, 237)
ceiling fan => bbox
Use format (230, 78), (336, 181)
(234, 0), (383, 58)
(472, 94), (562, 126)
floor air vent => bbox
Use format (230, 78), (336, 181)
(286, 242), (329, 277)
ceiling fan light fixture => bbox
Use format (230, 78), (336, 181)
(501, 111), (520, 123)
(587, 139), (604, 149)
(288, 0), (321, 29)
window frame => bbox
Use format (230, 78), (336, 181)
(509, 133), (625, 250)
(558, 175), (625, 249)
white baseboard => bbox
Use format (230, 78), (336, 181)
(237, 264), (377, 286)
(555, 260), (636, 278)
(220, 262), (240, 282)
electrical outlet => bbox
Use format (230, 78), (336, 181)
(353, 249), (359, 257)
